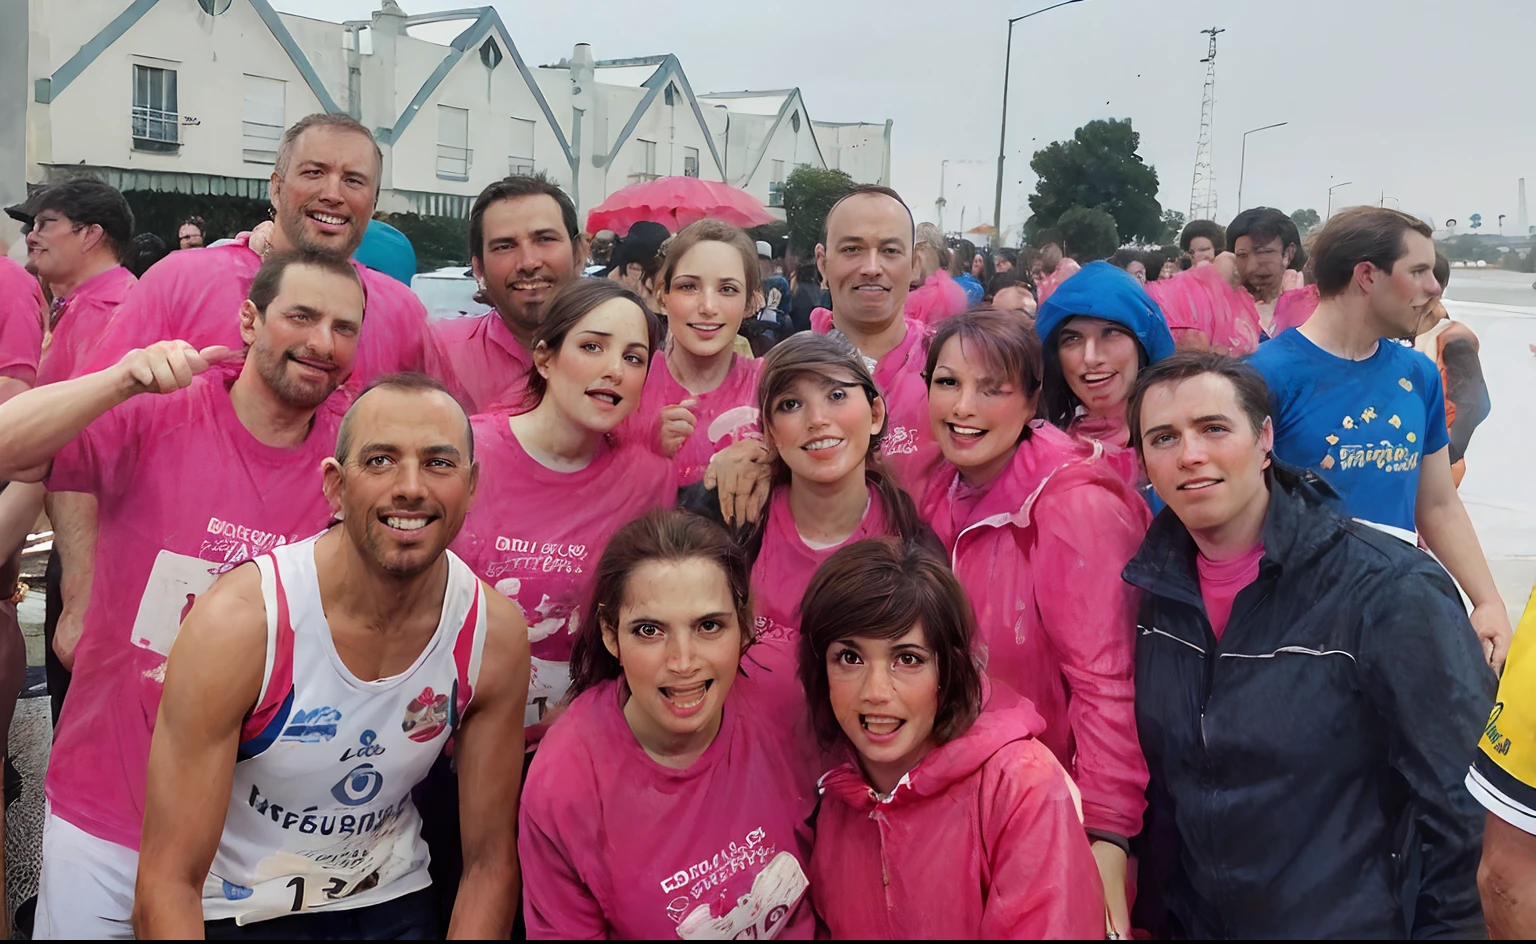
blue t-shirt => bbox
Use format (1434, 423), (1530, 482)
(1248, 328), (1448, 532)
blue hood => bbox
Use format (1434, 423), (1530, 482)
(1036, 260), (1175, 363)
(353, 219), (418, 287)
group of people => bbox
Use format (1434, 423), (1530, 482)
(0, 108), (1527, 941)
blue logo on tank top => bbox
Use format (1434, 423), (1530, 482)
(221, 880), (254, 900)
(331, 763), (385, 806)
(279, 706), (343, 743)
(339, 729), (386, 762)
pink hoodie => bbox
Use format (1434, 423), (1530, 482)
(519, 674), (817, 940)
(1145, 264), (1262, 356)
(0, 257), (44, 388)
(811, 682), (1104, 939)
(903, 270), (970, 326)
(1271, 284), (1320, 336)
(810, 308), (939, 490)
(920, 422), (1149, 841)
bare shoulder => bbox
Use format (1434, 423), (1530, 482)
(177, 561), (268, 657)
(475, 580), (531, 691)
(1440, 320), (1480, 351)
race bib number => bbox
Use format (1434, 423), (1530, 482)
(132, 549), (221, 657)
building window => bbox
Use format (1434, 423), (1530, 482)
(768, 160), (786, 207)
(436, 105), (471, 180)
(771, 159), (785, 184)
(132, 64), (179, 152)
(683, 147), (699, 178)
(508, 117), (535, 176)
(242, 75), (284, 164)
(636, 139), (657, 180)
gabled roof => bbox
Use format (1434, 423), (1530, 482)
(699, 88), (825, 187)
(596, 55), (724, 177)
(378, 7), (572, 164)
(34, 0), (340, 112)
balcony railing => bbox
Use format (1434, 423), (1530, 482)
(436, 144), (473, 180)
(132, 106), (180, 152)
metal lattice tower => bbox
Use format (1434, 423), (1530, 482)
(1188, 27), (1224, 222)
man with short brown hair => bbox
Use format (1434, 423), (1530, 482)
(1248, 206), (1512, 667)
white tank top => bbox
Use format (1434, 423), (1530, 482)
(200, 533), (486, 925)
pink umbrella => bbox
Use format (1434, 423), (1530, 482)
(585, 176), (776, 236)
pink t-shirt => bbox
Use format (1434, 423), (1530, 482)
(1197, 543), (1265, 640)
(449, 414), (675, 735)
(519, 674), (817, 940)
(43, 362), (345, 849)
(0, 257), (45, 387)
(811, 310), (940, 490)
(431, 309), (533, 413)
(36, 265), (136, 386)
(630, 350), (763, 487)
(84, 241), (434, 390)
(749, 485), (889, 703)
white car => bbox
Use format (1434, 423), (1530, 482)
(411, 266), (479, 322)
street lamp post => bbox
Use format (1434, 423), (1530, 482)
(1327, 178), (1353, 219)
(1236, 121), (1287, 212)
(993, 0), (1085, 247)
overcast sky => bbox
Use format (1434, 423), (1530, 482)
(282, 0), (1536, 241)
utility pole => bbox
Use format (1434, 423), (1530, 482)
(1187, 27), (1224, 222)
(936, 160), (948, 234)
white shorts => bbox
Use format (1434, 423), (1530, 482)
(36, 808), (139, 940)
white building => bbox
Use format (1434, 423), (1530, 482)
(13, 0), (892, 236)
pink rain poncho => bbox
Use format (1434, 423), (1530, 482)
(1145, 264), (1263, 356)
(1035, 257), (1082, 305)
(1271, 284), (1321, 336)
(920, 421), (1150, 842)
(903, 270), (970, 326)
(810, 681), (1104, 939)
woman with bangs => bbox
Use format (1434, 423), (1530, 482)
(519, 509), (817, 940)
(631, 219), (768, 487)
(683, 332), (937, 706)
(451, 279), (676, 742)
(800, 538), (1103, 939)
(919, 307), (1149, 937)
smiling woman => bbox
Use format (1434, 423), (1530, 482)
(797, 537), (1103, 939)
(448, 279), (674, 741)
(519, 509), (818, 940)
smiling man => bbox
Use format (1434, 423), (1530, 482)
(134, 374), (529, 940)
(434, 175), (587, 413)
(1122, 350), (1493, 940)
(1248, 206), (1511, 668)
(82, 114), (436, 391)
(809, 185), (938, 487)
(0, 251), (366, 938)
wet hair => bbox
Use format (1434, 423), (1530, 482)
(658, 218), (761, 303)
(128, 232), (169, 278)
(1107, 248), (1147, 273)
(1225, 207), (1299, 258)
(274, 113), (383, 191)
(923, 308), (1042, 443)
(755, 332), (931, 552)
(28, 177), (135, 262)
(995, 247), (1019, 267)
(521, 278), (664, 407)
(1309, 206), (1435, 299)
(247, 248), (366, 318)
(569, 508), (754, 695)
(468, 174), (581, 263)
(949, 239), (978, 278)
(986, 269), (1018, 298)
(1040, 316), (1151, 432)
(798, 537), (985, 751)
(1125, 350), (1273, 461)
(1178, 219), (1226, 254)
(823, 184), (915, 245)
(178, 216), (206, 237)
(334, 372), (473, 464)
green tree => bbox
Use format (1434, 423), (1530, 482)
(1290, 208), (1321, 234)
(1159, 209), (1187, 244)
(1024, 118), (1163, 244)
(1055, 206), (1120, 262)
(782, 166), (856, 256)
